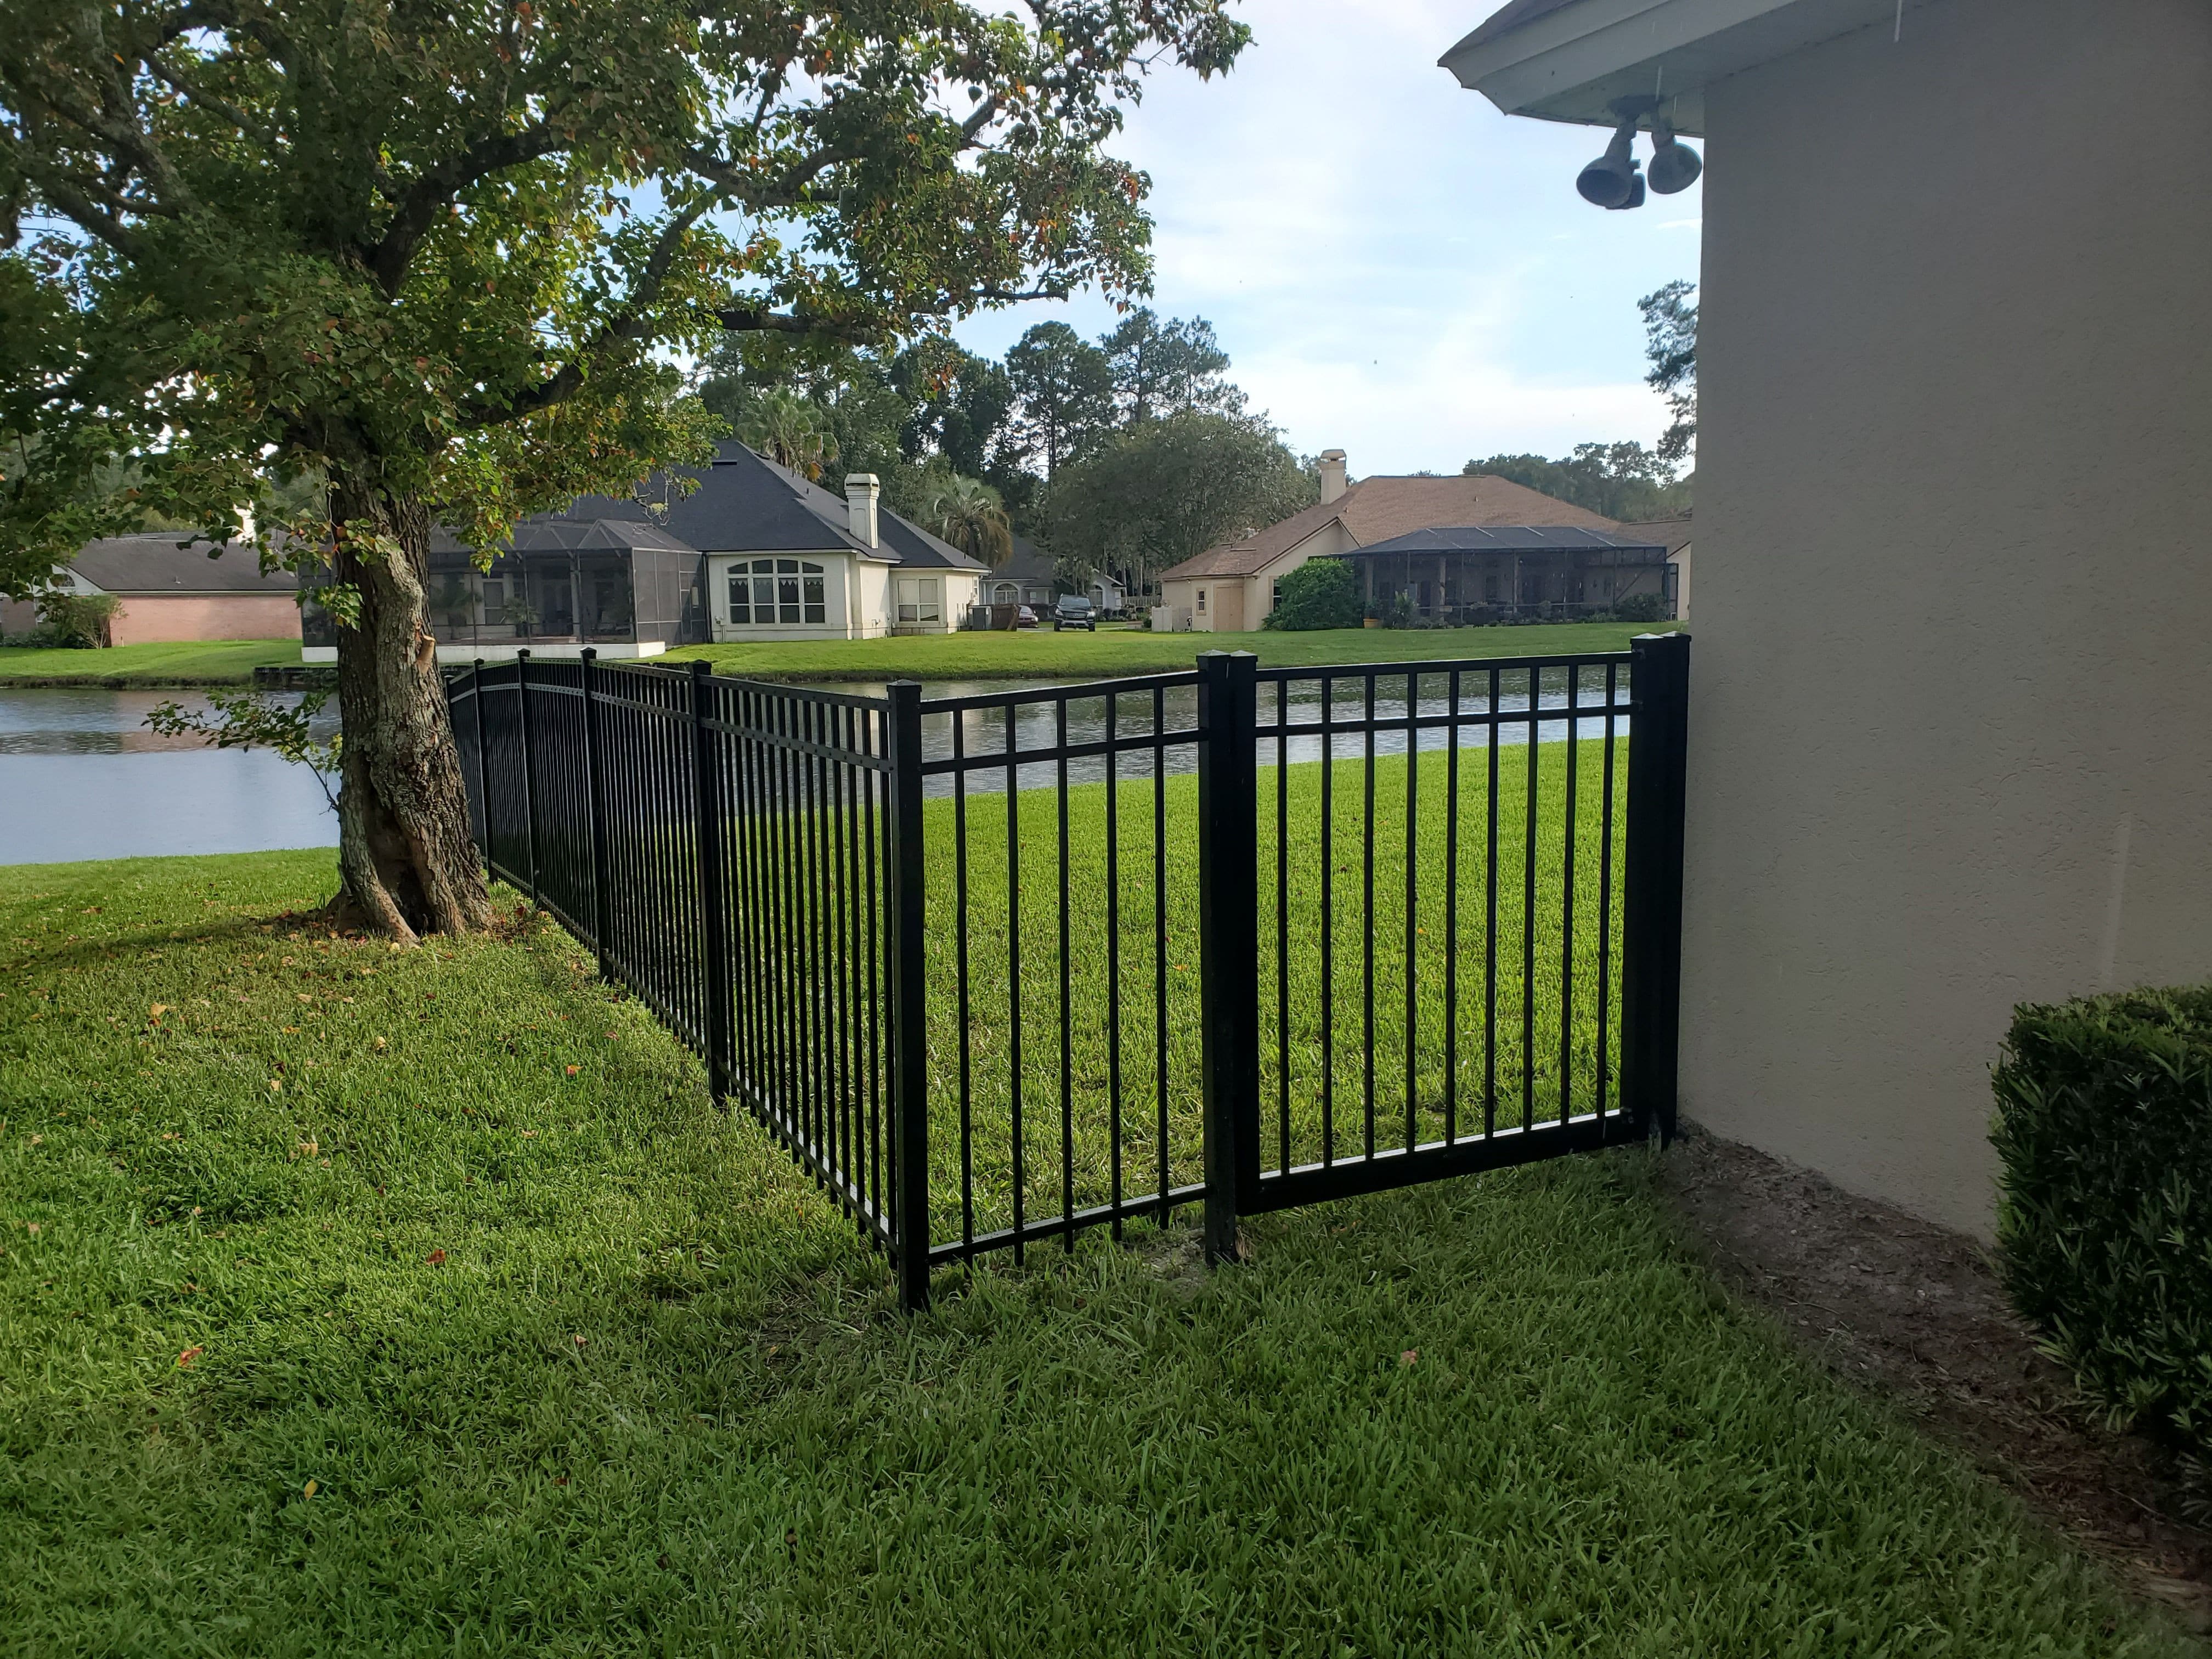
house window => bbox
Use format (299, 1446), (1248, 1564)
(1197, 589), (1207, 613)
(730, 557), (826, 625)
(1271, 578), (1283, 605)
(897, 577), (941, 624)
(992, 582), (1017, 605)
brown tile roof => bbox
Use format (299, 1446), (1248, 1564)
(1615, 515), (1694, 555)
(1160, 473), (1618, 580)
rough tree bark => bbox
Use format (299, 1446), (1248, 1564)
(326, 480), (494, 941)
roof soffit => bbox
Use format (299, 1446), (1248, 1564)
(1441, 0), (1917, 132)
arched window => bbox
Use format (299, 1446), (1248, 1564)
(993, 582), (1017, 605)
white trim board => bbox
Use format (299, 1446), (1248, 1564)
(1441, 0), (1924, 131)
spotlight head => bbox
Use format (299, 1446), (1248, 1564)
(1576, 119), (1641, 210)
(1647, 115), (1703, 195)
(1609, 171), (1647, 211)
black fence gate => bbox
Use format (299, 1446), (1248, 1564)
(448, 635), (1688, 1310)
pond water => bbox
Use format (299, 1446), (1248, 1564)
(0, 688), (338, 866)
(817, 669), (1634, 799)
(0, 665), (1632, 864)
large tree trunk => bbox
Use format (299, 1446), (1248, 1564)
(326, 481), (493, 941)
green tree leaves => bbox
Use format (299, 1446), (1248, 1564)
(1637, 279), (1697, 469)
(1462, 444), (1690, 522)
(1043, 409), (1314, 587)
(0, 0), (1254, 590)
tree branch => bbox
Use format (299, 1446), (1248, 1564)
(11, 156), (145, 257)
(713, 305), (882, 342)
(682, 142), (855, 215)
(142, 53), (278, 151)
(367, 121), (569, 296)
(453, 196), (715, 429)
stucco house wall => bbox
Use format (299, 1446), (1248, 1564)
(1679, 0), (2212, 1234)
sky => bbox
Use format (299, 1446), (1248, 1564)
(950, 0), (1704, 477)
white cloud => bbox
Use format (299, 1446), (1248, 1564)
(956, 0), (1702, 471)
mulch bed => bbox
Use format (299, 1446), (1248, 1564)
(1655, 1123), (2212, 1636)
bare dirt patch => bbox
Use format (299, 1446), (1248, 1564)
(1655, 1122), (2212, 1636)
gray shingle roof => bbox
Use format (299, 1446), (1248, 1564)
(70, 533), (298, 595)
(428, 518), (698, 556)
(545, 442), (983, 571)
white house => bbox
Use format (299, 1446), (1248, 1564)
(695, 459), (985, 643)
(309, 441), (989, 662)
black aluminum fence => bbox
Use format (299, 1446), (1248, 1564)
(448, 634), (1688, 1309)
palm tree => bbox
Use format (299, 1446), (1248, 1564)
(737, 388), (833, 480)
(920, 472), (1013, 568)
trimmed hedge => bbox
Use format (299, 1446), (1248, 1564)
(1261, 560), (1363, 631)
(1993, 985), (2212, 1451)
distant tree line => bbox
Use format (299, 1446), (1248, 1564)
(1465, 281), (1699, 522)
(693, 308), (1313, 590)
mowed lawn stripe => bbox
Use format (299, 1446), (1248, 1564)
(0, 852), (2184, 1656)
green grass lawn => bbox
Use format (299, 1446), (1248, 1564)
(669, 619), (1662, 682)
(1, 851), (2186, 1655)
(0, 638), (302, 687)
(912, 742), (1627, 1246)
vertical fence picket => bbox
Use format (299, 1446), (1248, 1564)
(471, 659), (490, 862)
(1621, 632), (1692, 1146)
(1198, 650), (1260, 1262)
(515, 650), (539, 902)
(884, 680), (931, 1311)
(689, 661), (731, 1103)
(580, 650), (612, 980)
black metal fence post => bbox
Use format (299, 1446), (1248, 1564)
(470, 658), (489, 864)
(580, 648), (612, 979)
(688, 659), (731, 1103)
(1198, 650), (1261, 1264)
(1621, 631), (1691, 1146)
(885, 679), (932, 1311)
(515, 648), (540, 902)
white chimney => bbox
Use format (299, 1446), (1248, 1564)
(844, 473), (880, 549)
(1318, 449), (1348, 505)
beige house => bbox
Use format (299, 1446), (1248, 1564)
(1446, 0), (2211, 1235)
(1155, 450), (1616, 631)
(0, 533), (301, 645)
(1616, 516), (1692, 621)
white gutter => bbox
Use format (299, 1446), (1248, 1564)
(1441, 0), (1916, 132)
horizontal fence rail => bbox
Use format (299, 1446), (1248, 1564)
(447, 633), (1689, 1309)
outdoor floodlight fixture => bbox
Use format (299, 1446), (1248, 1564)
(1576, 95), (1698, 210)
(1576, 112), (1644, 209)
(1646, 114), (1703, 194)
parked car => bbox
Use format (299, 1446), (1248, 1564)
(1017, 605), (1038, 629)
(1052, 595), (1097, 632)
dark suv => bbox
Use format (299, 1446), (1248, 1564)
(1052, 595), (1097, 632)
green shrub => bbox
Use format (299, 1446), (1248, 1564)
(1614, 592), (1669, 623)
(1262, 559), (1363, 631)
(33, 590), (120, 648)
(1993, 986), (2212, 1451)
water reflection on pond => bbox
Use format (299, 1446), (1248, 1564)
(0, 687), (338, 865)
(802, 667), (1634, 799)
(0, 662), (1633, 865)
